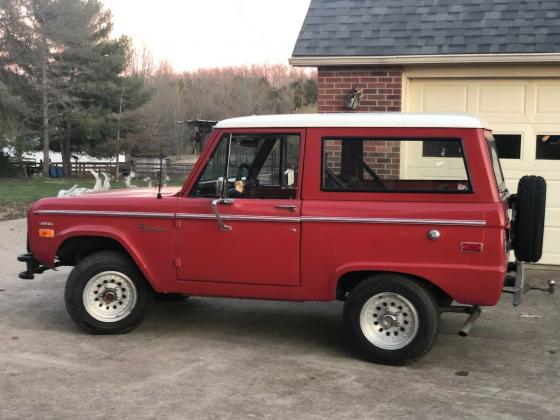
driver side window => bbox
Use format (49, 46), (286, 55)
(190, 133), (300, 199)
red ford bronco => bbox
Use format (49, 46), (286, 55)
(19, 113), (553, 365)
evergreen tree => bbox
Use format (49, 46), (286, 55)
(0, 0), (151, 176)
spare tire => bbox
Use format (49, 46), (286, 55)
(513, 175), (547, 262)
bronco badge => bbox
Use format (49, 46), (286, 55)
(137, 224), (167, 233)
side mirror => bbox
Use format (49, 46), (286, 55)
(284, 169), (295, 187)
(216, 177), (227, 198)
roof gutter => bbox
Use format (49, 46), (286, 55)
(289, 53), (560, 67)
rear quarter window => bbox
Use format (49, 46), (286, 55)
(322, 137), (472, 193)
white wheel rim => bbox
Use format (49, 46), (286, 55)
(82, 271), (137, 323)
(359, 292), (419, 350)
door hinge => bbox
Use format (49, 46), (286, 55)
(174, 219), (181, 228)
(174, 257), (182, 268)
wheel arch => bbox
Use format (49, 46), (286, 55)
(55, 229), (158, 291)
(334, 268), (452, 306)
(58, 235), (129, 265)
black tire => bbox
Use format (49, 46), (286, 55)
(513, 175), (547, 263)
(343, 275), (439, 365)
(154, 293), (189, 302)
(64, 250), (152, 334)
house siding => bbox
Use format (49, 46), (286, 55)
(317, 66), (403, 113)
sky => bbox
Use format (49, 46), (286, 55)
(102, 0), (312, 71)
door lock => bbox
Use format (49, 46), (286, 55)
(427, 229), (441, 241)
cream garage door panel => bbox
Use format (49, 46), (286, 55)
(531, 124), (560, 264)
(477, 84), (527, 120)
(535, 82), (560, 123)
(490, 123), (532, 172)
(542, 183), (560, 265)
(505, 177), (560, 265)
(399, 141), (468, 181)
(408, 84), (468, 113)
(405, 83), (472, 180)
(408, 78), (560, 265)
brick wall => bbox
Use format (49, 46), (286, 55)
(318, 65), (403, 181)
(324, 139), (401, 182)
(363, 140), (401, 179)
(317, 65), (403, 113)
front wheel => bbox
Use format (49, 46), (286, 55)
(65, 251), (152, 334)
(343, 275), (439, 365)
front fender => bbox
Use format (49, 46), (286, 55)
(49, 225), (164, 292)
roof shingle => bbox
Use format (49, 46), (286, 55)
(292, 0), (560, 57)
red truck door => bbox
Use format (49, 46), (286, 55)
(175, 130), (304, 286)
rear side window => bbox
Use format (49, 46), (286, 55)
(322, 138), (471, 193)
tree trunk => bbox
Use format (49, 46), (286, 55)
(21, 162), (29, 179)
(62, 118), (72, 176)
(40, 24), (50, 177)
(115, 83), (124, 180)
(15, 135), (28, 179)
(58, 135), (64, 173)
(18, 150), (29, 179)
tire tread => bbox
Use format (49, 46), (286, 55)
(514, 175), (546, 262)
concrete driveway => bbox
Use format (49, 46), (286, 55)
(0, 219), (559, 419)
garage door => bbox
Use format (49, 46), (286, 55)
(408, 78), (560, 265)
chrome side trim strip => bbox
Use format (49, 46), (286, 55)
(175, 213), (215, 220)
(34, 210), (486, 226)
(34, 210), (175, 219)
(176, 213), (299, 223)
(301, 216), (486, 226)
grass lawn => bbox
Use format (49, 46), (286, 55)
(0, 176), (185, 221)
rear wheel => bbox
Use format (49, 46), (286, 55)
(513, 175), (547, 263)
(65, 251), (152, 334)
(343, 275), (439, 365)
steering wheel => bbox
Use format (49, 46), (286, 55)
(236, 163), (250, 180)
(236, 163), (263, 197)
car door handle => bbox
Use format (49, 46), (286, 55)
(211, 199), (233, 231)
(276, 204), (297, 212)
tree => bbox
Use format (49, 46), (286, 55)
(0, 0), (151, 175)
(124, 63), (317, 156)
(0, 1), (41, 171)
(0, 0), (72, 176)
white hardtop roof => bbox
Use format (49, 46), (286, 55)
(216, 113), (490, 129)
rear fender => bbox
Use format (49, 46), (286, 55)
(330, 262), (502, 306)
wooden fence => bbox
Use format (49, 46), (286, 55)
(71, 162), (196, 179)
(10, 160), (196, 180)
(71, 162), (121, 177)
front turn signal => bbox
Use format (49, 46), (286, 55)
(38, 229), (55, 238)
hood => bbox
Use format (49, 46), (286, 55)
(31, 186), (181, 213)
(64, 186), (181, 199)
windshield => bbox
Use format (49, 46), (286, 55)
(485, 132), (507, 193)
